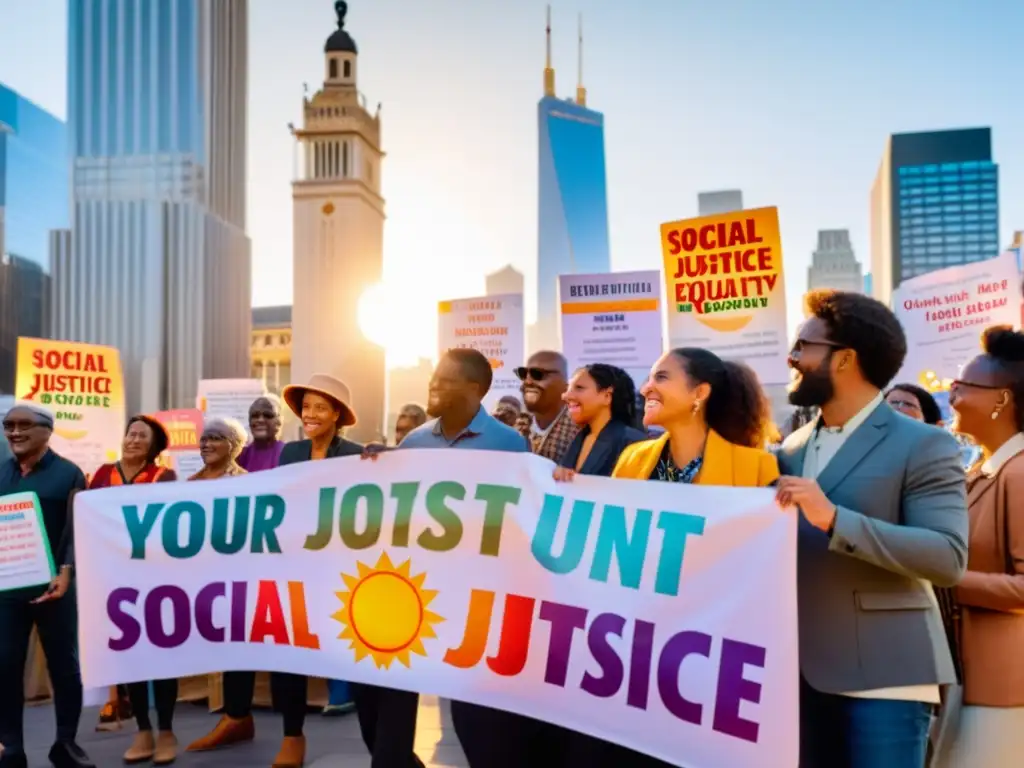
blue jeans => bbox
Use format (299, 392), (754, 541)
(327, 679), (352, 706)
(800, 678), (932, 767)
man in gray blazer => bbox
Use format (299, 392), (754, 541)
(775, 289), (968, 768)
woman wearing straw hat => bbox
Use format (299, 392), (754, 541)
(268, 374), (363, 768)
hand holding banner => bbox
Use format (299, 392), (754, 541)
(74, 451), (797, 767)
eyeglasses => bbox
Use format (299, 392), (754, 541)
(515, 367), (560, 382)
(888, 398), (922, 414)
(950, 379), (1005, 392)
(249, 410), (277, 420)
(199, 434), (228, 444)
(788, 339), (842, 360)
(2, 419), (47, 433)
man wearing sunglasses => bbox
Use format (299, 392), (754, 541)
(513, 351), (579, 463)
(0, 403), (92, 768)
(775, 290), (968, 768)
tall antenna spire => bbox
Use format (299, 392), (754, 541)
(543, 5), (555, 97)
(576, 13), (586, 106)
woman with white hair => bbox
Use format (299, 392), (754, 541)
(189, 418), (248, 481)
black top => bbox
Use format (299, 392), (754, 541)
(280, 435), (362, 466)
(559, 421), (647, 477)
(0, 450), (86, 569)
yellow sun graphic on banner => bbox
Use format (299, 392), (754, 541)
(331, 553), (444, 669)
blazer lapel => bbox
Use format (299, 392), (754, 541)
(816, 404), (889, 496)
(580, 422), (620, 476)
(781, 423), (813, 477)
(967, 470), (998, 507)
(697, 430), (734, 486)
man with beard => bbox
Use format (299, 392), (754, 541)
(514, 350), (579, 462)
(0, 403), (92, 768)
(362, 348), (526, 766)
(775, 290), (968, 767)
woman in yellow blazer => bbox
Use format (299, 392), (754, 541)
(613, 347), (779, 486)
(588, 348), (778, 767)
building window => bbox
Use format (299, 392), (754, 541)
(330, 59), (338, 79)
(344, 60), (352, 78)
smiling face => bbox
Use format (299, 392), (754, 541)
(885, 388), (924, 422)
(199, 429), (232, 467)
(949, 354), (1013, 440)
(787, 317), (841, 408)
(639, 352), (708, 428)
(427, 356), (478, 419)
(518, 352), (567, 415)
(563, 370), (611, 426)
(301, 391), (341, 440)
(122, 420), (156, 462)
(2, 406), (52, 461)
(249, 397), (281, 442)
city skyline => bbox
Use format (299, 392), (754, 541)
(2, 0), (1023, 367)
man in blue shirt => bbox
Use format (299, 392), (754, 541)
(357, 348), (527, 768)
(0, 403), (92, 768)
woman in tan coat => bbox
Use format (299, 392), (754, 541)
(939, 325), (1024, 765)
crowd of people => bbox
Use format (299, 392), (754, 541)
(1, 287), (1023, 767)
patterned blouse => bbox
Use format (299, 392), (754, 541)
(650, 442), (703, 484)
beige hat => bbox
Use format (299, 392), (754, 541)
(281, 374), (357, 427)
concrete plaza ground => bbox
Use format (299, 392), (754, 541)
(18, 696), (467, 767)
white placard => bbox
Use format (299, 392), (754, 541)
(0, 492), (55, 592)
(558, 270), (664, 385)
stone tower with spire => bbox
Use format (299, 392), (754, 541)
(290, 0), (386, 442)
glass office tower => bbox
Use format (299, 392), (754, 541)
(870, 128), (999, 301)
(0, 84), (66, 392)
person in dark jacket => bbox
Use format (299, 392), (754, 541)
(555, 363), (646, 479)
(268, 374), (362, 768)
(0, 402), (93, 768)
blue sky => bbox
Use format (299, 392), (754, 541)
(1, 0), (1022, 361)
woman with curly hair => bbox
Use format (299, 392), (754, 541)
(934, 326), (1024, 766)
(553, 363), (647, 480)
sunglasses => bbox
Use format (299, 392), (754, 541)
(515, 367), (560, 382)
(2, 419), (47, 432)
(249, 410), (277, 420)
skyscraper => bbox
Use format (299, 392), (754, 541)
(51, 0), (251, 414)
(807, 229), (863, 293)
(486, 265), (524, 297)
(870, 127), (999, 303)
(535, 8), (610, 351)
(290, 1), (386, 443)
(697, 190), (743, 216)
(0, 84), (66, 392)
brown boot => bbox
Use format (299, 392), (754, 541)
(185, 714), (255, 752)
(153, 731), (178, 765)
(123, 731), (155, 764)
(271, 735), (306, 768)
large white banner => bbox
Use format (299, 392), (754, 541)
(894, 251), (1021, 385)
(75, 451), (797, 767)
(438, 293), (525, 410)
(558, 270), (665, 386)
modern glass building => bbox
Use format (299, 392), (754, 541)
(536, 94), (611, 349)
(0, 84), (66, 392)
(870, 128), (999, 302)
(52, 0), (251, 414)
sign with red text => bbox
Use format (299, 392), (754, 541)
(15, 338), (126, 478)
(0, 492), (55, 592)
(559, 270), (664, 386)
(438, 293), (525, 410)
(894, 251), (1021, 386)
(660, 207), (789, 384)
(74, 452), (797, 767)
(152, 409), (204, 478)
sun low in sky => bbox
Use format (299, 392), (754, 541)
(332, 552), (444, 669)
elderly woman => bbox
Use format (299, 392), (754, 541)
(189, 417), (247, 480)
(393, 404), (427, 445)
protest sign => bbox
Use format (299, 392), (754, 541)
(894, 251), (1021, 385)
(660, 207), (789, 385)
(558, 270), (664, 386)
(75, 451), (797, 767)
(0, 493), (55, 592)
(152, 409), (204, 478)
(438, 293), (525, 409)
(15, 338), (126, 477)
(196, 379), (266, 437)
